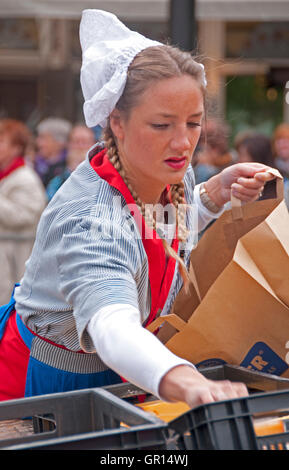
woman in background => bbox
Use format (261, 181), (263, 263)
(46, 124), (95, 201)
(236, 132), (274, 167)
(0, 118), (46, 305)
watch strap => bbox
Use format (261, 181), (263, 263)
(199, 183), (222, 213)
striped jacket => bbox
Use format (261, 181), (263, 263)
(14, 146), (218, 352)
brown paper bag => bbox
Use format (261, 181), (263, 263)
(149, 169), (289, 377)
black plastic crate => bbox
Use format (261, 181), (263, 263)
(168, 389), (289, 450)
(104, 364), (289, 401)
(0, 388), (168, 450)
(198, 364), (289, 392)
(199, 364), (289, 392)
(103, 366), (289, 450)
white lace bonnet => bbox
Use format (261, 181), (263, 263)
(80, 9), (206, 129)
(80, 9), (162, 128)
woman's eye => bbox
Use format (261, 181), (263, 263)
(188, 122), (201, 128)
(151, 123), (169, 129)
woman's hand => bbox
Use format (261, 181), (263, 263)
(204, 162), (275, 208)
(159, 365), (248, 408)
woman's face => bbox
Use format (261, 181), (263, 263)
(110, 74), (204, 203)
(36, 132), (64, 160)
(274, 137), (289, 161)
(237, 144), (253, 163)
(0, 134), (20, 170)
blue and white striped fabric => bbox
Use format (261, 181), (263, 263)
(15, 146), (198, 353)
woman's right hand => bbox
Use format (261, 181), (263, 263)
(158, 364), (248, 408)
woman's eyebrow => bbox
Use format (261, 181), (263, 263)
(189, 112), (204, 118)
(154, 111), (204, 118)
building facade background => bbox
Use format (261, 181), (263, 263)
(0, 0), (288, 140)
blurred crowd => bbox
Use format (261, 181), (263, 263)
(193, 118), (289, 206)
(0, 114), (289, 304)
(0, 116), (96, 304)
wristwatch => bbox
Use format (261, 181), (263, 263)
(199, 183), (222, 213)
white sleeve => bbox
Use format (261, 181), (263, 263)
(87, 303), (195, 399)
(194, 183), (226, 232)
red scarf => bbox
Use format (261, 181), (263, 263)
(0, 157), (25, 181)
(90, 149), (179, 327)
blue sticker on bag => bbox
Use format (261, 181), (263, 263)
(240, 342), (288, 376)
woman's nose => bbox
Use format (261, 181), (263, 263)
(170, 130), (191, 153)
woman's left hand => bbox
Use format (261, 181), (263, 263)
(205, 162), (276, 208)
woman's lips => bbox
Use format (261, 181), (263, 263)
(164, 156), (187, 169)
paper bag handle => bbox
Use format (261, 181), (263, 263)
(231, 168), (284, 221)
(146, 313), (187, 333)
(188, 262), (202, 302)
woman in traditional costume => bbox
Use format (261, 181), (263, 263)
(0, 10), (272, 406)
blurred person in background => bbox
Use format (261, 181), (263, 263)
(0, 118), (47, 304)
(24, 136), (38, 168)
(233, 129), (255, 155)
(34, 117), (72, 188)
(236, 133), (274, 167)
(272, 123), (289, 208)
(46, 124), (95, 201)
(193, 118), (235, 184)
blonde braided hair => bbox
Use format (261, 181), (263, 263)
(103, 125), (191, 292)
(103, 44), (206, 292)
